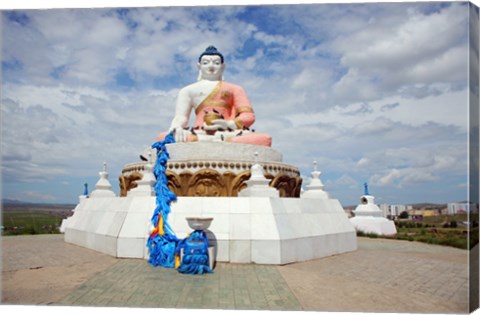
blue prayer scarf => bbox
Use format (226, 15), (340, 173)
(146, 132), (212, 275)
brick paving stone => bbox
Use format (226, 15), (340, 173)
(53, 259), (301, 311)
(1, 235), (472, 313)
(277, 237), (469, 313)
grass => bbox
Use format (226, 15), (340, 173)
(357, 218), (479, 250)
(1, 209), (68, 236)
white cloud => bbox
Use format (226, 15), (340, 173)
(2, 9), (133, 86)
(1, 3), (471, 203)
(337, 5), (466, 70)
(253, 31), (292, 47)
(1, 83), (179, 186)
(351, 116), (393, 136)
(287, 88), (468, 133)
(326, 174), (359, 190)
(85, 16), (128, 47)
(360, 144), (467, 189)
(325, 3), (468, 104)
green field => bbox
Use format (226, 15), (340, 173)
(358, 214), (479, 250)
(1, 210), (65, 235)
(1, 203), (74, 236)
(421, 213), (470, 225)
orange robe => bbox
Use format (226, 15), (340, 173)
(157, 81), (272, 147)
(194, 81), (255, 130)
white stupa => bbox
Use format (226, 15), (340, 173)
(89, 162), (116, 198)
(301, 161), (329, 199)
(127, 152), (156, 197)
(350, 183), (397, 236)
(238, 152), (279, 197)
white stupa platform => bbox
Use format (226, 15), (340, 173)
(350, 193), (397, 236)
(63, 195), (357, 264)
(62, 147), (358, 265)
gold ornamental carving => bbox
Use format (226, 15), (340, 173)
(166, 169), (301, 197)
(119, 172), (143, 197)
(187, 169), (224, 197)
(267, 174), (303, 198)
(120, 169), (302, 198)
(166, 169), (251, 197)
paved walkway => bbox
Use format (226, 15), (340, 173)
(1, 234), (472, 313)
(60, 260), (300, 310)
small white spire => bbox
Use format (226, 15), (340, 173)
(301, 160), (329, 199)
(90, 162), (116, 198)
(238, 151), (279, 198)
(128, 153), (157, 197)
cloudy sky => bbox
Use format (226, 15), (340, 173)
(1, 1), (478, 206)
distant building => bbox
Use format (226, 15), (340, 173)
(447, 202), (471, 214)
(392, 204), (405, 216)
(369, 202), (470, 217)
(379, 204), (389, 217)
(378, 204), (413, 218)
(422, 209), (440, 216)
(409, 209), (440, 217)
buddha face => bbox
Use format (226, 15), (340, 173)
(198, 55), (224, 80)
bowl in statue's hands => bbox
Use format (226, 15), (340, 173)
(204, 113), (222, 126)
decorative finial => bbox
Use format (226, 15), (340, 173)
(103, 161), (107, 172)
(313, 160), (318, 172)
(364, 182), (369, 195)
(199, 45), (224, 63)
(83, 183), (88, 196)
(254, 151), (259, 164)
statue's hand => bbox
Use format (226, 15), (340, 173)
(203, 119), (236, 131)
(172, 128), (190, 142)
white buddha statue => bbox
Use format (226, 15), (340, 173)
(156, 46), (272, 147)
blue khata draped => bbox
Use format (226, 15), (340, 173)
(176, 230), (212, 275)
(146, 132), (212, 274)
(146, 132), (178, 268)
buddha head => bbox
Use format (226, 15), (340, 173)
(197, 46), (225, 81)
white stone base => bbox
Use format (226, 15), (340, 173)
(63, 196), (357, 265)
(350, 216), (397, 236)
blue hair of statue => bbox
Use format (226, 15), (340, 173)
(199, 45), (224, 64)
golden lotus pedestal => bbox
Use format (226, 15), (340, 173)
(120, 142), (303, 198)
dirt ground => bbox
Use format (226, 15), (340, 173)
(1, 234), (118, 305)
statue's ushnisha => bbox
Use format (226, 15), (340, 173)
(156, 46), (272, 147)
